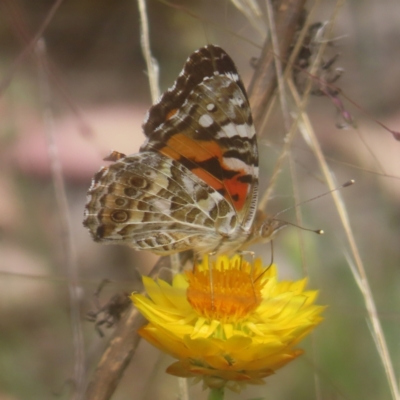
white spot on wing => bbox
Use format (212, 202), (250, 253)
(152, 198), (170, 212)
(215, 123), (254, 139)
(223, 157), (253, 175)
(230, 96), (244, 107)
(221, 122), (237, 138)
(235, 123), (252, 138)
(206, 103), (216, 111)
(198, 114), (214, 128)
(181, 175), (196, 196)
(224, 72), (239, 82)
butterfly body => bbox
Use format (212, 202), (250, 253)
(84, 45), (283, 255)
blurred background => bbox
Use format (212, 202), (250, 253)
(0, 0), (399, 399)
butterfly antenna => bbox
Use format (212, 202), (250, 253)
(274, 218), (324, 235)
(268, 240), (274, 268)
(273, 179), (355, 218)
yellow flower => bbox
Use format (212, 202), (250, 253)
(131, 255), (325, 392)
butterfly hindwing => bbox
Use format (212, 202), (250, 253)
(83, 152), (237, 254)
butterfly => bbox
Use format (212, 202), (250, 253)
(83, 45), (285, 255)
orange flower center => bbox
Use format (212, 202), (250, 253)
(186, 260), (264, 323)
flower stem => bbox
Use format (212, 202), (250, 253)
(208, 387), (224, 400)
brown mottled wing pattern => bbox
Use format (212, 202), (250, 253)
(84, 152), (237, 254)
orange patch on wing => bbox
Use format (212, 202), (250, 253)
(223, 175), (249, 211)
(160, 132), (250, 211)
(160, 146), (181, 162)
(163, 133), (223, 161)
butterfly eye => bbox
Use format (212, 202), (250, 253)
(260, 219), (287, 241)
(260, 221), (273, 238)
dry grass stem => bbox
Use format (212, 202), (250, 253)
(138, 1), (188, 398)
(0, 0), (64, 94)
(230, 0), (267, 36)
(289, 78), (400, 400)
(138, 0), (160, 102)
(35, 39), (86, 400)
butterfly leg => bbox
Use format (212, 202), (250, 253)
(205, 252), (218, 312)
(236, 250), (259, 300)
(236, 250), (255, 271)
(253, 241), (274, 284)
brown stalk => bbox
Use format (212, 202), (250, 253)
(248, 0), (306, 129)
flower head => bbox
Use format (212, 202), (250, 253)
(131, 255), (325, 392)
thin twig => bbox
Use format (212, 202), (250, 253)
(2, 0), (95, 142)
(35, 39), (86, 400)
(158, 0), (260, 49)
(0, 0), (64, 95)
(229, 0), (267, 36)
(137, 0), (160, 102)
(265, 0), (291, 129)
(247, 0), (306, 129)
(254, 0), (307, 211)
(138, 1), (189, 396)
(138, 1), (189, 399)
(263, 4), (321, 398)
(248, 0), (306, 212)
